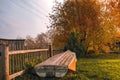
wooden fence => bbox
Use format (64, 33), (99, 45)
(0, 43), (63, 80)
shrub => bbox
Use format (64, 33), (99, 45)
(24, 58), (45, 69)
(64, 31), (87, 57)
(87, 50), (95, 55)
(113, 47), (119, 52)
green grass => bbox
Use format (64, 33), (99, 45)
(62, 54), (120, 80)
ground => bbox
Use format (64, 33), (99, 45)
(62, 54), (120, 80)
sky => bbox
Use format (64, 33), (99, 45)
(0, 0), (64, 39)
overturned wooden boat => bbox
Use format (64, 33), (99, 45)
(34, 50), (77, 78)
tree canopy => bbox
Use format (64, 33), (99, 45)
(49, 0), (120, 54)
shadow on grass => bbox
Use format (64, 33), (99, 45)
(61, 72), (90, 80)
(15, 72), (61, 80)
(14, 67), (90, 80)
(15, 68), (61, 80)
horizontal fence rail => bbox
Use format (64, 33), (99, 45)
(9, 49), (48, 55)
(0, 44), (63, 80)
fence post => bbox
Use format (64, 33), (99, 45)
(1, 44), (10, 80)
(48, 43), (53, 57)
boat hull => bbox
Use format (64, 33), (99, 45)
(34, 50), (77, 78)
(34, 65), (68, 77)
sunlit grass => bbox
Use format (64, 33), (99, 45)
(62, 55), (120, 80)
(77, 59), (120, 80)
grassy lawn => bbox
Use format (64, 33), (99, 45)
(62, 54), (120, 80)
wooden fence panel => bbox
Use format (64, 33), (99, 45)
(0, 43), (63, 80)
(9, 50), (49, 80)
(0, 56), (2, 80)
(1, 44), (9, 80)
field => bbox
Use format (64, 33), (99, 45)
(62, 54), (120, 80)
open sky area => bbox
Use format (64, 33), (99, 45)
(0, 0), (63, 39)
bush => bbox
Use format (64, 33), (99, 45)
(64, 31), (87, 57)
(24, 58), (45, 69)
(113, 47), (119, 52)
(87, 50), (95, 55)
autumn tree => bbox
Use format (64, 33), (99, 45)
(25, 35), (36, 49)
(98, 0), (120, 51)
(25, 33), (49, 49)
(49, 1), (76, 47)
(49, 0), (102, 51)
(106, 0), (120, 29)
(35, 33), (48, 48)
(49, 0), (120, 54)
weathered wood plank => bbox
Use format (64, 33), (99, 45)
(1, 44), (10, 80)
(9, 70), (25, 79)
(34, 50), (77, 78)
(0, 56), (2, 80)
(48, 44), (53, 57)
(9, 49), (48, 55)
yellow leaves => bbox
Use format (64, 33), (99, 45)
(102, 45), (111, 53)
(49, 0), (119, 50)
(115, 32), (120, 37)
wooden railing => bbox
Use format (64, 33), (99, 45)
(0, 44), (62, 80)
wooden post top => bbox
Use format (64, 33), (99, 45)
(48, 43), (53, 57)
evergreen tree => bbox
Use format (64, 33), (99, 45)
(65, 31), (86, 57)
